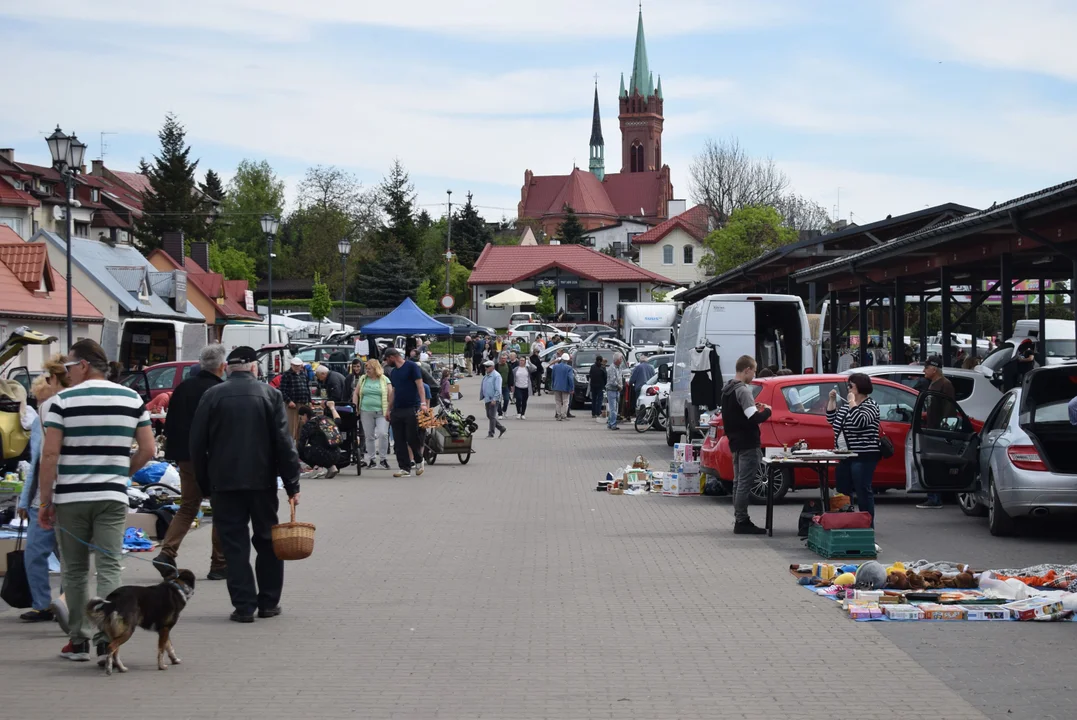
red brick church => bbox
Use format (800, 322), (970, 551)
(518, 9), (674, 238)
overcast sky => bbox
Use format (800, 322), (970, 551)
(2, 0), (1076, 225)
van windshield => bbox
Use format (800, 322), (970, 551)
(631, 327), (674, 345)
(1045, 339), (1076, 359)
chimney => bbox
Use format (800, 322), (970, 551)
(162, 231), (185, 265)
(91, 159), (104, 176)
(666, 199), (687, 218)
(190, 241), (210, 272)
(0, 149), (13, 163)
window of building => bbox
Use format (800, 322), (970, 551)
(662, 244), (673, 264)
(91, 189), (100, 202)
(683, 245), (693, 264)
(655, 141), (661, 169)
(630, 142), (644, 173)
(74, 221), (90, 237)
(0, 216), (24, 237)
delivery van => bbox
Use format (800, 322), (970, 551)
(617, 302), (678, 346)
(667, 294), (814, 445)
(221, 323), (293, 375)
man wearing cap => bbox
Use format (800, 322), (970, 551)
(279, 356), (312, 443)
(190, 346), (300, 623)
(383, 348), (427, 478)
(154, 343), (228, 581)
(549, 352), (576, 421)
(916, 355), (956, 510)
(480, 360), (507, 438)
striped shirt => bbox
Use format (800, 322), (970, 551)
(826, 398), (881, 454)
(45, 379), (150, 505)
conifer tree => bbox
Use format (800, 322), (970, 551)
(556, 205), (587, 245)
(135, 113), (209, 249)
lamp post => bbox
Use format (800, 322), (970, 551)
(445, 190), (453, 296)
(337, 238), (351, 332)
(261, 214), (280, 346)
(45, 126), (87, 349)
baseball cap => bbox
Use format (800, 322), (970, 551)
(227, 346), (258, 364)
(289, 357), (304, 366)
(483, 359), (495, 367)
(925, 355), (943, 368)
(560, 353), (570, 361)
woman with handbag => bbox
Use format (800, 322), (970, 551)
(825, 372), (882, 525)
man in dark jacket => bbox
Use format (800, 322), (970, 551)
(315, 364), (348, 404)
(588, 356), (606, 419)
(278, 356), (312, 443)
(154, 344), (228, 580)
(720, 355), (771, 535)
(190, 346), (301, 623)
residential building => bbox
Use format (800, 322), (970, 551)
(582, 218), (653, 257)
(0, 226), (103, 368)
(633, 203), (716, 285)
(468, 243), (675, 327)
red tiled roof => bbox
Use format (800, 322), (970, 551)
(547, 168), (617, 217)
(110, 170), (153, 195)
(603, 171), (666, 218)
(148, 249), (259, 320)
(468, 243), (676, 286)
(633, 204), (714, 245)
(0, 242), (102, 321)
(0, 226), (21, 243)
(520, 168), (670, 221)
(223, 279), (259, 319)
(0, 242), (48, 288)
(91, 207), (131, 229)
(0, 180), (40, 208)
(12, 162), (63, 183)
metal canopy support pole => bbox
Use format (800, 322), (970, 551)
(829, 289), (839, 373)
(1000, 253), (1013, 342)
(940, 266), (952, 366)
(809, 282), (817, 315)
(893, 279), (905, 365)
(1072, 260), (1077, 354)
(919, 295), (929, 363)
(858, 284), (869, 367)
(1038, 276), (1047, 366)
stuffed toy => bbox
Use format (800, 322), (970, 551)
(885, 561), (906, 576)
(920, 570), (944, 589)
(886, 571), (910, 590)
(906, 570), (925, 589)
(940, 571), (976, 588)
(832, 572), (856, 586)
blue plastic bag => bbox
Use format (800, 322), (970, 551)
(132, 461), (169, 486)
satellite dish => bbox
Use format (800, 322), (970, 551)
(52, 205), (65, 221)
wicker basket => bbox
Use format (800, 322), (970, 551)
(271, 504), (316, 560)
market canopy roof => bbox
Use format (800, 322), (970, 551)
(359, 297), (452, 336)
(483, 288), (539, 306)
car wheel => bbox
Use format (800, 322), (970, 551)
(665, 416), (681, 446)
(958, 489), (988, 517)
(748, 464), (791, 504)
(987, 473), (1016, 536)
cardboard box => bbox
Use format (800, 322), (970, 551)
(680, 460), (700, 474)
(1003, 598), (1065, 621)
(919, 603), (967, 621)
(961, 605), (1012, 621)
(883, 604), (924, 621)
(662, 472), (701, 496)
(848, 604), (882, 620)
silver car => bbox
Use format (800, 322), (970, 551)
(845, 365), (1001, 423)
(906, 365), (1077, 536)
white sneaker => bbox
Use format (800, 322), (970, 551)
(520, 415), (526, 420)
(595, 417), (605, 424)
(515, 413), (521, 419)
(415, 460), (425, 476)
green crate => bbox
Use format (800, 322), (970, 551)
(807, 524), (876, 559)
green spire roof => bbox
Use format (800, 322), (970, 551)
(619, 72), (626, 98)
(646, 71), (654, 97)
(628, 8), (650, 96)
(656, 74), (663, 99)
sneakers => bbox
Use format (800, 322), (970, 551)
(555, 416), (563, 421)
(206, 568), (228, 581)
(258, 606), (282, 619)
(595, 417), (605, 424)
(415, 460), (425, 476)
(566, 412), (576, 419)
(20, 608), (54, 623)
(393, 469), (412, 478)
(733, 520), (767, 535)
(379, 459), (390, 470)
(325, 465), (339, 479)
(498, 426), (507, 438)
(60, 641), (91, 661)
(515, 413), (521, 419)
(608, 425), (620, 431)
(520, 415), (526, 420)
(153, 552), (178, 579)
(229, 611), (255, 623)
(916, 501), (943, 509)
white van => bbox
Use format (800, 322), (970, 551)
(117, 319), (210, 367)
(1010, 319), (1076, 364)
(221, 323), (292, 374)
(666, 293), (815, 445)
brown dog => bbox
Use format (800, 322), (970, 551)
(86, 569), (196, 675)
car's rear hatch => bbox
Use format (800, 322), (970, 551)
(1019, 365), (1077, 473)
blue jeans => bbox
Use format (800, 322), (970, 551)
(606, 390), (620, 428)
(24, 506), (57, 611)
(590, 387), (603, 417)
(835, 452), (881, 525)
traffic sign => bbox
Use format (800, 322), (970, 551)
(439, 294), (455, 310)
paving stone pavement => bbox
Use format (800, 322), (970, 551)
(2, 375), (992, 720)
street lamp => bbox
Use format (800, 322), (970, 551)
(337, 237), (351, 332)
(46, 126), (87, 349)
(261, 214), (280, 345)
(445, 190), (453, 296)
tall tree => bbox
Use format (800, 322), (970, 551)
(200, 169), (225, 202)
(208, 243), (257, 284)
(774, 193), (832, 232)
(135, 113), (210, 249)
(452, 192), (493, 268)
(137, 157), (151, 175)
(309, 272), (332, 333)
(699, 205), (798, 276)
(688, 137), (789, 220)
(377, 159), (421, 256)
(556, 205), (587, 245)
(351, 241), (421, 308)
(217, 159), (286, 276)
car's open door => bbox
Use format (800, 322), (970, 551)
(120, 371), (151, 404)
(906, 390), (980, 493)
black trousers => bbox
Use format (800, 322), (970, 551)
(390, 407), (423, 471)
(211, 490), (283, 615)
(514, 387), (529, 416)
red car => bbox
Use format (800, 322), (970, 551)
(120, 361), (199, 400)
(700, 374), (920, 503)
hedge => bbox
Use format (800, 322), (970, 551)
(258, 299), (365, 310)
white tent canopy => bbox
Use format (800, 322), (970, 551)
(484, 288), (539, 306)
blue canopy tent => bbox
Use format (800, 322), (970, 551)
(359, 298), (452, 336)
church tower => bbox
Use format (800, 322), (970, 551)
(618, 8), (664, 174)
(588, 82), (605, 181)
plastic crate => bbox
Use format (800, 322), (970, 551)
(807, 524), (876, 559)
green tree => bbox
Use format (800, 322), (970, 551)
(535, 286), (556, 317)
(556, 205), (587, 245)
(415, 280), (438, 315)
(135, 113), (210, 249)
(216, 159), (285, 276)
(309, 272), (332, 333)
(351, 241), (421, 308)
(448, 261), (471, 310)
(137, 157), (150, 175)
(208, 243), (257, 284)
(200, 169), (225, 202)
(377, 159), (421, 256)
(452, 192), (493, 268)
(699, 205), (798, 276)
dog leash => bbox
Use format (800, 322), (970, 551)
(52, 524), (175, 571)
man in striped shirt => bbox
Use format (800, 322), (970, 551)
(38, 339), (156, 664)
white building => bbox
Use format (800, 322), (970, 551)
(632, 203), (715, 286)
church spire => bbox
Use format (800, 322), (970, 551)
(589, 81), (605, 181)
(629, 7), (650, 97)
(619, 72), (627, 98)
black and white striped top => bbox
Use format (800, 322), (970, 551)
(826, 398), (881, 453)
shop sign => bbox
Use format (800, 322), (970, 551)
(174, 271), (188, 313)
(244, 290), (255, 312)
(557, 277), (580, 288)
(535, 278), (557, 288)
(132, 334), (152, 345)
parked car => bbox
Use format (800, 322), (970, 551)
(507, 323), (581, 344)
(294, 344), (355, 375)
(845, 365), (1001, 423)
(574, 323), (616, 337)
(918, 365), (1077, 536)
(120, 361), (199, 400)
(582, 329), (618, 344)
(566, 345), (627, 407)
(700, 374), (919, 502)
(636, 355), (673, 413)
(509, 312), (542, 326)
(432, 314), (495, 340)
